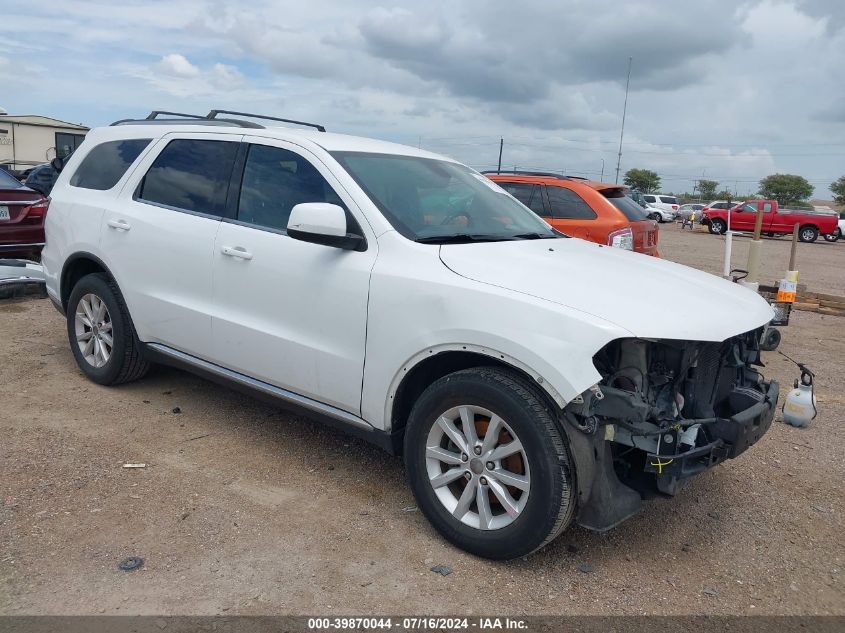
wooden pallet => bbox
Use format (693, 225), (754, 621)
(760, 284), (845, 317)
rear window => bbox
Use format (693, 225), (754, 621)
(604, 191), (649, 221)
(0, 168), (24, 188)
(659, 196), (678, 204)
(70, 139), (152, 190)
(137, 139), (239, 216)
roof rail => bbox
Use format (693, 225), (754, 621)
(481, 170), (590, 181)
(111, 110), (263, 128)
(206, 110), (326, 132)
(111, 109), (327, 132)
(146, 111), (205, 120)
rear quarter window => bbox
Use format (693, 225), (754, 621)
(69, 139), (152, 190)
(604, 191), (649, 221)
(659, 196), (678, 204)
(546, 186), (596, 220)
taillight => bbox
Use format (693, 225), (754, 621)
(26, 199), (50, 219)
(608, 227), (633, 250)
(672, 204), (679, 210)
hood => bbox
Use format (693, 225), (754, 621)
(439, 237), (774, 343)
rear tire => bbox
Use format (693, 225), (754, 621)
(66, 273), (150, 385)
(709, 219), (726, 234)
(403, 367), (576, 559)
(650, 212), (662, 222)
(799, 225), (818, 243)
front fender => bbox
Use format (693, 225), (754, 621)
(360, 233), (630, 430)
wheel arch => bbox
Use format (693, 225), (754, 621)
(60, 252), (116, 310)
(386, 344), (567, 447)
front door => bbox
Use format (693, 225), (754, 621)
(210, 138), (376, 414)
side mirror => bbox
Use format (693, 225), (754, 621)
(287, 203), (365, 251)
(50, 157), (65, 173)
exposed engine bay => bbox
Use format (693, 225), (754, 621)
(563, 328), (779, 531)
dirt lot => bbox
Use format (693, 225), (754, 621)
(1, 229), (843, 616)
(659, 223), (845, 296)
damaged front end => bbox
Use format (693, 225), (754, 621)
(562, 328), (779, 532)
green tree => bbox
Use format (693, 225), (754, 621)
(623, 168), (661, 193)
(759, 174), (813, 205)
(716, 190), (734, 201)
(697, 179), (718, 199)
(830, 175), (845, 205)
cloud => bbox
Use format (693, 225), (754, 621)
(158, 53), (199, 78)
(0, 0), (842, 196)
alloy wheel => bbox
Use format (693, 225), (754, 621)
(74, 293), (113, 368)
(425, 405), (530, 530)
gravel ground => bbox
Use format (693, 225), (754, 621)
(658, 223), (845, 296)
(1, 230), (843, 616)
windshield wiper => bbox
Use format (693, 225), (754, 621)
(510, 232), (560, 240)
(414, 234), (515, 244)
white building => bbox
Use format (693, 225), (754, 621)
(0, 113), (89, 172)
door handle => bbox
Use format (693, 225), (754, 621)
(107, 219), (131, 231)
(220, 245), (253, 260)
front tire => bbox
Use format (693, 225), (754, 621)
(66, 273), (150, 385)
(404, 367), (576, 559)
(709, 218), (726, 234)
(823, 228), (841, 242)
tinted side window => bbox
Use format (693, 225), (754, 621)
(70, 139), (151, 191)
(498, 183), (547, 217)
(237, 144), (344, 231)
(644, 195), (656, 203)
(659, 196), (678, 204)
(547, 186), (597, 220)
(137, 139), (238, 215)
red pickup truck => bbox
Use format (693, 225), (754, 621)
(701, 200), (838, 243)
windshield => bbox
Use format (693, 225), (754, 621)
(331, 152), (558, 242)
(604, 191), (649, 221)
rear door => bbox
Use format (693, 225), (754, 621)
(101, 133), (241, 356)
(545, 185), (597, 241)
(764, 201), (792, 232)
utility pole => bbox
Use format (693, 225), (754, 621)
(615, 56), (632, 184)
(497, 138), (503, 173)
(600, 158), (605, 182)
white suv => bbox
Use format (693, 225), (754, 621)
(43, 110), (779, 559)
(642, 194), (679, 222)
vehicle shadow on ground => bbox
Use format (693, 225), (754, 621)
(114, 362), (740, 570)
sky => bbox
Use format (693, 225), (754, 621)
(1, 0), (843, 197)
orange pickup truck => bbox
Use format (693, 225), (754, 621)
(701, 200), (839, 243)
